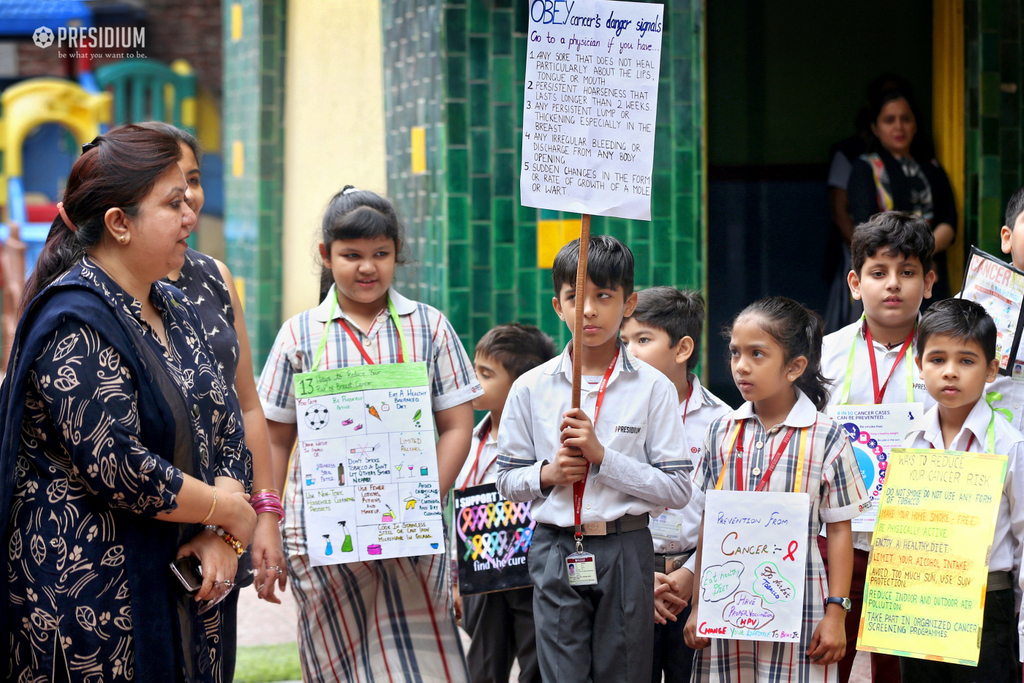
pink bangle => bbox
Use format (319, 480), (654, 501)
(251, 491), (285, 522)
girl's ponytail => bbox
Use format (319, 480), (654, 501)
(734, 297), (832, 412)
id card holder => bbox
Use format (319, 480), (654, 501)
(566, 552), (598, 586)
(650, 512), (684, 542)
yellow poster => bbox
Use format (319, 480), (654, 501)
(857, 448), (1006, 665)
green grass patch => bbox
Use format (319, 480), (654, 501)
(233, 642), (301, 683)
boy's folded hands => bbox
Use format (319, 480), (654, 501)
(653, 571), (688, 624)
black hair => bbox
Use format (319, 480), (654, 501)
(851, 211), (935, 275)
(23, 124), (182, 306)
(1005, 185), (1024, 230)
(551, 234), (634, 297)
(916, 298), (997, 364)
(854, 74), (914, 142)
(628, 287), (705, 372)
(476, 323), (557, 379)
(868, 87), (933, 159)
(320, 185), (405, 263)
(731, 296), (830, 412)
(135, 121), (202, 163)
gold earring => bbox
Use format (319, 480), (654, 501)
(119, 235), (127, 244)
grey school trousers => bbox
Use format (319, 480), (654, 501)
(462, 586), (541, 683)
(529, 524), (654, 683)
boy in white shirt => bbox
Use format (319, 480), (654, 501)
(903, 298), (1024, 682)
(619, 287), (730, 683)
(496, 236), (692, 683)
(819, 211), (936, 683)
(452, 323), (555, 683)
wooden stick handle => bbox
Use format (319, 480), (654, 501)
(571, 214), (591, 411)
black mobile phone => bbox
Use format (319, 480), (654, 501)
(170, 556), (203, 593)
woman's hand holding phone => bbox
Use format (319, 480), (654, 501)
(177, 528), (240, 602)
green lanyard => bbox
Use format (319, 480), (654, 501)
(839, 315), (915, 405)
(311, 294), (409, 371)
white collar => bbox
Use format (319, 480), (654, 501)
(730, 388), (818, 429)
(544, 339), (638, 382)
(920, 396), (993, 449)
(312, 284), (417, 324)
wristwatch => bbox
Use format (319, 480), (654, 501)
(824, 597), (852, 612)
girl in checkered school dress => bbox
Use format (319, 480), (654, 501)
(685, 297), (870, 683)
(258, 187), (480, 682)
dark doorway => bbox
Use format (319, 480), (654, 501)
(704, 0), (934, 405)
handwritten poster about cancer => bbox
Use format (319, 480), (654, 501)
(293, 363), (444, 566)
(697, 491), (810, 643)
(828, 403), (923, 531)
(858, 448), (1006, 665)
(520, 0), (664, 220)
(960, 246), (1024, 376)
(452, 484), (536, 595)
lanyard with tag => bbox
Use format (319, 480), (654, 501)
(566, 349), (619, 588)
(311, 295), (409, 371)
(459, 421), (491, 492)
(715, 421), (804, 492)
(840, 315), (915, 405)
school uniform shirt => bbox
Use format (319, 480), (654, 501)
(650, 373), (730, 555)
(903, 399), (1024, 606)
(692, 389), (870, 683)
(987, 351), (1024, 437)
(495, 341), (692, 525)
(455, 414), (498, 490)
(257, 284), (481, 557)
(821, 317), (934, 552)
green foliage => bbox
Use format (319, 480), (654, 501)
(233, 642), (301, 683)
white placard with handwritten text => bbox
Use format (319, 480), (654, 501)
(697, 490), (809, 643)
(520, 0), (664, 220)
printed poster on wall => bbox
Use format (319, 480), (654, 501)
(453, 484), (536, 595)
(293, 363), (444, 566)
(858, 448), (1006, 665)
(696, 490), (810, 643)
(520, 0), (664, 220)
(959, 246), (1024, 376)
(827, 403), (923, 532)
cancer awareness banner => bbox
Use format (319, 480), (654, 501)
(828, 403), (923, 531)
(520, 0), (664, 220)
(960, 246), (1024, 376)
(696, 490), (810, 643)
(453, 484), (536, 595)
(293, 363), (444, 566)
(858, 448), (1006, 665)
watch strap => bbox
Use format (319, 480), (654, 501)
(825, 597), (851, 612)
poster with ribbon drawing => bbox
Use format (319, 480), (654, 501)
(828, 403), (923, 531)
(696, 490), (810, 643)
(453, 484), (536, 595)
(959, 246), (1024, 376)
(293, 363), (444, 566)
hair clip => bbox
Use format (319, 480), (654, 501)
(82, 140), (99, 154)
(342, 186), (359, 196)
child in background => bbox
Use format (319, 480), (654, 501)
(986, 186), (1024, 434)
(258, 186), (480, 682)
(685, 297), (869, 683)
(496, 236), (692, 683)
(453, 323), (555, 683)
(619, 287), (731, 683)
(819, 211), (937, 683)
(903, 299), (1024, 681)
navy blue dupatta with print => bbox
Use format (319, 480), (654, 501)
(0, 262), (220, 682)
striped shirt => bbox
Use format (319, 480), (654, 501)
(257, 284), (481, 556)
(692, 389), (869, 683)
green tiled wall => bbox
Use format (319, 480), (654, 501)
(223, 0), (287, 367)
(384, 0), (705, 350)
(965, 0), (1023, 255)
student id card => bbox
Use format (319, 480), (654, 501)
(650, 512), (684, 542)
(566, 552), (597, 586)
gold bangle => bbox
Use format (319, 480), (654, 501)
(221, 531), (245, 557)
(253, 488), (279, 495)
(201, 487), (218, 525)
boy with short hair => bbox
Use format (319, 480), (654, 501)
(496, 236), (692, 683)
(619, 287), (731, 683)
(453, 323), (556, 683)
(903, 298), (1024, 682)
(819, 211), (937, 683)
(986, 186), (1024, 434)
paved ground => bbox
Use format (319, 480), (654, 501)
(236, 586), (872, 682)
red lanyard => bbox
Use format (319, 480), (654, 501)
(460, 421), (491, 492)
(864, 324), (915, 404)
(572, 349), (619, 538)
(732, 420), (798, 492)
(337, 317), (404, 365)
(681, 381), (694, 425)
(931, 434), (975, 452)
